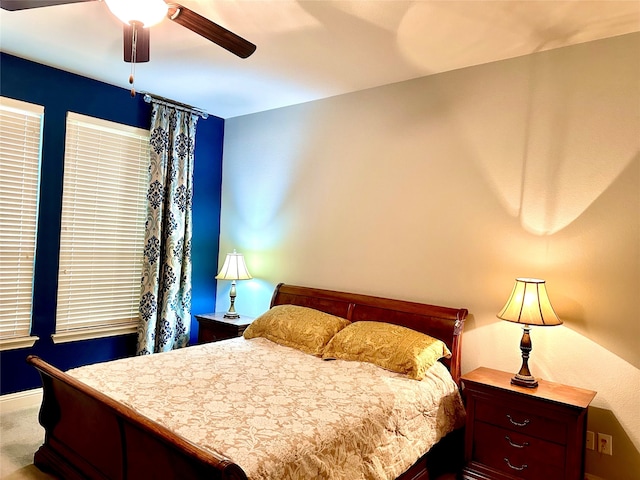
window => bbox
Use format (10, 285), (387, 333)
(0, 97), (43, 351)
(54, 112), (150, 343)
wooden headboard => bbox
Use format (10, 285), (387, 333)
(270, 283), (468, 384)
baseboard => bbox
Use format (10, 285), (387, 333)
(0, 387), (43, 413)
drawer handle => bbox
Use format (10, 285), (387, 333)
(505, 435), (530, 449)
(506, 414), (530, 427)
(504, 458), (528, 471)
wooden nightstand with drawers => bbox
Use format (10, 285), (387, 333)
(195, 313), (254, 344)
(461, 367), (596, 480)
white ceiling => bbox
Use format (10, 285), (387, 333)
(1, 1), (639, 119)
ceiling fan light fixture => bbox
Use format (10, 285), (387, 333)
(104, 0), (168, 28)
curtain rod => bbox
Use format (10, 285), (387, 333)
(141, 93), (209, 119)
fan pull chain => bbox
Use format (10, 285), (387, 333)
(129, 22), (139, 97)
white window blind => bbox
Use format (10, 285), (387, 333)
(0, 97), (43, 351)
(54, 112), (150, 343)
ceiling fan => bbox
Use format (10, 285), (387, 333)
(0, 0), (257, 62)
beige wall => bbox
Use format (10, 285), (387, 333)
(218, 33), (640, 476)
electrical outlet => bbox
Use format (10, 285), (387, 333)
(597, 433), (613, 455)
(586, 431), (595, 450)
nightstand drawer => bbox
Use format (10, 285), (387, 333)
(474, 439), (564, 479)
(199, 323), (246, 343)
(473, 421), (565, 478)
(475, 399), (567, 444)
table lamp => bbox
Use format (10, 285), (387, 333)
(497, 278), (562, 388)
(215, 250), (252, 318)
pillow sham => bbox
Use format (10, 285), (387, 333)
(322, 321), (451, 380)
(243, 304), (351, 356)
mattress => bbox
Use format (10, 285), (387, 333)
(69, 336), (465, 480)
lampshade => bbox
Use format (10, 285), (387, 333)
(497, 278), (562, 327)
(215, 250), (251, 319)
(104, 0), (168, 27)
(215, 250), (252, 280)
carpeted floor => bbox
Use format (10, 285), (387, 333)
(0, 405), (56, 480)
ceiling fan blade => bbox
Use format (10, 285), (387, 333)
(123, 23), (150, 63)
(0, 0), (95, 11)
(167, 4), (256, 59)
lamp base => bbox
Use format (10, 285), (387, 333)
(511, 373), (538, 388)
(511, 324), (539, 388)
(223, 280), (240, 319)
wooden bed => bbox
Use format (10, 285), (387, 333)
(28, 283), (468, 480)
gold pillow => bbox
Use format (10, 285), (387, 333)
(243, 304), (351, 356)
(322, 321), (451, 380)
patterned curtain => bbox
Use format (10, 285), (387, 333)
(137, 103), (199, 355)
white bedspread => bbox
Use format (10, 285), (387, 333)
(69, 337), (465, 480)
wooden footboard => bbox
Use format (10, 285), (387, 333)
(27, 355), (248, 480)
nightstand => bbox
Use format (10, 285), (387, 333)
(461, 367), (596, 480)
(195, 313), (254, 344)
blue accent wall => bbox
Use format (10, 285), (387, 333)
(0, 53), (224, 395)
